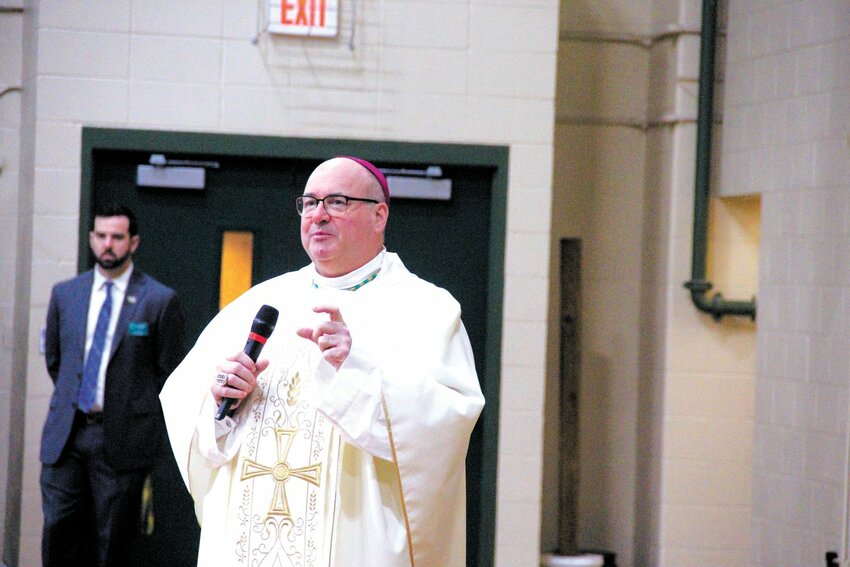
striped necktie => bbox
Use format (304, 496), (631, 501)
(78, 281), (113, 413)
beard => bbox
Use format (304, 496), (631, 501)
(95, 250), (131, 270)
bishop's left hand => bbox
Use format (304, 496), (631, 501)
(296, 305), (351, 370)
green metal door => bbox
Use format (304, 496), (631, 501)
(84, 131), (502, 567)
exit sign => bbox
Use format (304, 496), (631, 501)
(268, 0), (339, 37)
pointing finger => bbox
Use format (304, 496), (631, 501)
(312, 305), (344, 323)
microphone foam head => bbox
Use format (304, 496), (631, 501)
(252, 304), (279, 337)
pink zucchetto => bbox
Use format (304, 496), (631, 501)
(337, 155), (390, 203)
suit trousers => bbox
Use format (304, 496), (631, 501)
(40, 413), (147, 567)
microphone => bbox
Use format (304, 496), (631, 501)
(215, 304), (279, 421)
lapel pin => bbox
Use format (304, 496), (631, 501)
(127, 295), (137, 304)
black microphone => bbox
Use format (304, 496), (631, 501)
(215, 304), (279, 421)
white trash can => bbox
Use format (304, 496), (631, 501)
(541, 552), (604, 567)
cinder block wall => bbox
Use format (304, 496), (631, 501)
(720, 0), (850, 565)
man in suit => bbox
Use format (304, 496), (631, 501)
(40, 203), (186, 567)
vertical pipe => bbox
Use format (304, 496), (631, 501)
(691, 0), (716, 286)
(683, 0), (756, 321)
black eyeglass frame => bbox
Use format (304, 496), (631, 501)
(295, 194), (381, 216)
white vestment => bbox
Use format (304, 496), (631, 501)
(160, 252), (484, 567)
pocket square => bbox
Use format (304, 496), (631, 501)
(128, 322), (149, 336)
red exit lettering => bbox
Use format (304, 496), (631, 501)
(281, 0), (327, 27)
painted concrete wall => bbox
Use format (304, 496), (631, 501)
(720, 0), (850, 565)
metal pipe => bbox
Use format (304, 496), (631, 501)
(559, 27), (702, 49)
(555, 113), (701, 130)
(682, 0), (756, 321)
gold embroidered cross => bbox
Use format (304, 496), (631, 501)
(241, 427), (322, 518)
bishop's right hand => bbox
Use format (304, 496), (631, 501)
(211, 351), (269, 410)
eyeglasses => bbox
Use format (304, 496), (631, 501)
(295, 194), (380, 217)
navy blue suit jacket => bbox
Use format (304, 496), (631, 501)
(41, 268), (185, 471)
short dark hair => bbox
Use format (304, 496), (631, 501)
(93, 203), (138, 236)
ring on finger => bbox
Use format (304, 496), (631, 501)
(215, 372), (228, 385)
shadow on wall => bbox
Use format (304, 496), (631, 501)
(579, 352), (613, 550)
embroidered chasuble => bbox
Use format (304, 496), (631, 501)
(161, 252), (485, 567)
(228, 338), (337, 565)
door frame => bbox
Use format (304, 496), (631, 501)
(80, 127), (506, 567)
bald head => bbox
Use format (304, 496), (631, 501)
(307, 158), (388, 204)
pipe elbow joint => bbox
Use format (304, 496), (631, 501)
(685, 283), (757, 322)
